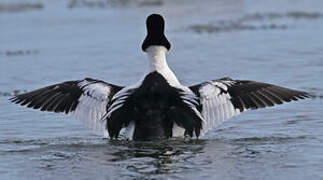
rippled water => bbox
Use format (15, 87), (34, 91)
(1, 0), (323, 179)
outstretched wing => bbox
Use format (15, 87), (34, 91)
(10, 78), (123, 136)
(190, 77), (311, 135)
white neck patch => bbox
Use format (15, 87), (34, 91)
(146, 45), (181, 87)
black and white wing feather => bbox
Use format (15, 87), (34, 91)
(10, 78), (123, 136)
(190, 77), (311, 135)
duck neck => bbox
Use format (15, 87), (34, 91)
(146, 46), (169, 72)
(146, 45), (180, 86)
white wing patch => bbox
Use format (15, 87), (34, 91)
(198, 81), (241, 136)
(69, 80), (112, 137)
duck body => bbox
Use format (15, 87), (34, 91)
(107, 70), (202, 140)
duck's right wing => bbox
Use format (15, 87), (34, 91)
(190, 77), (311, 135)
(10, 78), (123, 136)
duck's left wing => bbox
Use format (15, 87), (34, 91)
(10, 78), (123, 136)
(189, 77), (311, 135)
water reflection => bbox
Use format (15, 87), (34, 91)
(107, 139), (206, 175)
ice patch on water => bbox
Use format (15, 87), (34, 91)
(188, 11), (323, 34)
(0, 3), (43, 13)
(0, 90), (27, 97)
(0, 50), (38, 57)
(67, 0), (164, 9)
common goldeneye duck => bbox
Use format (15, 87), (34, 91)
(10, 14), (311, 140)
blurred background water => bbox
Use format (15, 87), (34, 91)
(0, 0), (322, 179)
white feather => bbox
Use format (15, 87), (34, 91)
(198, 81), (241, 136)
(68, 79), (113, 137)
(172, 123), (185, 137)
(125, 121), (135, 140)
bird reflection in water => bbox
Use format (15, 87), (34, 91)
(106, 139), (207, 175)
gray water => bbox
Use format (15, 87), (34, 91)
(1, 0), (323, 179)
